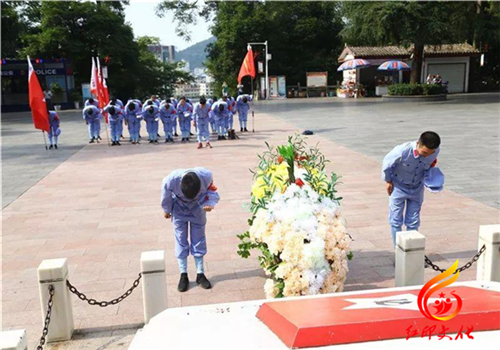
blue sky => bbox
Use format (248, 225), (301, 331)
(124, 1), (212, 51)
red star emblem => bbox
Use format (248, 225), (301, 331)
(439, 292), (446, 298)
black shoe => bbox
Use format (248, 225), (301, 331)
(155, 140), (158, 144)
(54, 144), (58, 149)
(111, 141), (115, 146)
(149, 140), (153, 143)
(157, 133), (161, 137)
(241, 128), (244, 132)
(117, 142), (121, 146)
(49, 144), (53, 149)
(178, 273), (189, 292)
(98, 136), (102, 140)
(222, 136), (227, 140)
(196, 273), (212, 289)
(174, 133), (179, 137)
(165, 139), (169, 143)
(139, 135), (142, 139)
(244, 128), (248, 132)
(190, 132), (194, 136)
(218, 136), (221, 140)
(89, 139), (94, 144)
(120, 135), (124, 139)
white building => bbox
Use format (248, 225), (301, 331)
(174, 83), (200, 99)
(175, 80), (214, 100)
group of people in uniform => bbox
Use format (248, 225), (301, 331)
(81, 93), (252, 149)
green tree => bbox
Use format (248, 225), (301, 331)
(157, 1), (344, 95)
(19, 1), (189, 99)
(1, 1), (25, 58)
(341, 1), (491, 84)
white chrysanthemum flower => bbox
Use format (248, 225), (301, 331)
(264, 279), (279, 299)
(248, 167), (351, 298)
(303, 237), (329, 270)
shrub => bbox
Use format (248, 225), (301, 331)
(422, 83), (445, 95)
(389, 83), (445, 96)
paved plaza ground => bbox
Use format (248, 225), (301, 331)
(2, 93), (499, 349)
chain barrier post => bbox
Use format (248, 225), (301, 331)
(477, 224), (500, 282)
(1, 329), (28, 350)
(395, 231), (425, 287)
(37, 259), (74, 342)
(141, 250), (168, 324)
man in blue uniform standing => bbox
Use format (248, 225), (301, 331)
(124, 100), (141, 144)
(236, 94), (251, 132)
(159, 101), (177, 143)
(142, 102), (160, 144)
(47, 109), (61, 149)
(382, 131), (443, 247)
(210, 100), (229, 140)
(193, 97), (212, 149)
(82, 104), (102, 143)
(104, 104), (124, 146)
(176, 97), (193, 142)
(161, 167), (220, 292)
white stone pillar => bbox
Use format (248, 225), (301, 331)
(476, 224), (500, 282)
(141, 250), (167, 324)
(395, 231), (425, 287)
(1, 330), (28, 350)
(37, 258), (74, 342)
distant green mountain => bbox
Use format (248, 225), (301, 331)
(176, 36), (216, 70)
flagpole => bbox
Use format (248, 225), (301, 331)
(96, 56), (111, 146)
(42, 131), (48, 150)
(250, 78), (255, 133)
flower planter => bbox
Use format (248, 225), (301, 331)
(382, 94), (447, 102)
(238, 136), (352, 299)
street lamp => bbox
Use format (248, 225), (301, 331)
(247, 41), (270, 100)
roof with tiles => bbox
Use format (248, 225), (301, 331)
(338, 43), (480, 62)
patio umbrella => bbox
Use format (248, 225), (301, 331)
(377, 60), (411, 71)
(337, 59), (371, 71)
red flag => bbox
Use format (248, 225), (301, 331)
(27, 56), (50, 132)
(96, 56), (109, 123)
(238, 47), (256, 84)
(90, 57), (99, 98)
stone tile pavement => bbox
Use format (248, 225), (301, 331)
(2, 101), (499, 348)
(255, 93), (500, 209)
(2, 110), (89, 208)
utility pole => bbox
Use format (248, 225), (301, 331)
(247, 41), (270, 99)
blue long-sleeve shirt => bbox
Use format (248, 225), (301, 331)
(159, 103), (177, 122)
(161, 167), (220, 215)
(142, 105), (160, 121)
(103, 104), (124, 123)
(382, 141), (439, 189)
(209, 101), (229, 121)
(82, 105), (102, 122)
(194, 103), (211, 123)
(177, 102), (193, 120)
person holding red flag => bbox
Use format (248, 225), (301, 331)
(27, 56), (50, 148)
(47, 109), (61, 149)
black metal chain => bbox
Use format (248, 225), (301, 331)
(36, 285), (54, 350)
(66, 273), (142, 307)
(425, 244), (486, 274)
